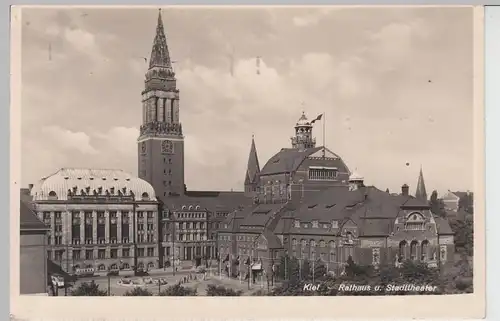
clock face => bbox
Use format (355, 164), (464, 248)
(141, 142), (147, 154)
(161, 140), (174, 154)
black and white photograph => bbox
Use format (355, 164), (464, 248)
(11, 4), (484, 319)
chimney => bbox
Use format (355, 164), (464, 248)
(401, 184), (409, 196)
(28, 184), (33, 192)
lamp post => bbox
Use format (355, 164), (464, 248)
(132, 201), (138, 276)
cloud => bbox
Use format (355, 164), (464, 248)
(20, 7), (474, 196)
(41, 126), (98, 155)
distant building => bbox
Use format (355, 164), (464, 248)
(20, 200), (49, 295)
(29, 168), (160, 274)
(442, 191), (474, 212)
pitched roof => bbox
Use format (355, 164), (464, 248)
(162, 191), (252, 213)
(261, 229), (283, 249)
(259, 147), (323, 175)
(244, 136), (260, 185)
(433, 216), (454, 235)
(20, 201), (48, 231)
(415, 167), (428, 201)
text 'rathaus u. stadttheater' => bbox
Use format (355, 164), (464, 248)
(20, 10), (461, 294)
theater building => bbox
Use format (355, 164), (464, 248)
(29, 168), (160, 274)
(216, 113), (455, 276)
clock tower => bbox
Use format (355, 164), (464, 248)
(138, 9), (184, 197)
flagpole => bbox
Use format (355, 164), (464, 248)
(322, 111), (326, 158)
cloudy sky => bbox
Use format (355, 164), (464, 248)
(20, 6), (474, 196)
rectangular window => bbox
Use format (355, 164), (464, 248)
(98, 249), (106, 259)
(73, 250), (80, 260)
(308, 167), (338, 181)
(110, 249), (118, 259)
(85, 250), (93, 260)
(312, 221), (319, 228)
(147, 248), (154, 257)
(122, 249), (130, 257)
(138, 248), (145, 257)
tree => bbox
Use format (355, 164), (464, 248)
(449, 217), (474, 256)
(124, 287), (153, 296)
(206, 284), (242, 296)
(300, 259), (311, 280)
(312, 259), (327, 281)
(159, 284), (197, 296)
(70, 281), (108, 296)
(385, 188), (390, 193)
(429, 190), (447, 217)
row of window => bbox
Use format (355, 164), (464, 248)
(63, 236), (156, 245)
(43, 211), (155, 220)
(308, 168), (338, 181)
(294, 220), (339, 229)
(49, 247), (157, 261)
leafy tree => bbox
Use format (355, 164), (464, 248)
(429, 190), (447, 217)
(458, 193), (474, 214)
(312, 259), (327, 281)
(449, 217), (474, 256)
(300, 259), (311, 280)
(159, 284), (197, 296)
(206, 284), (242, 296)
(70, 281), (108, 296)
(124, 287), (153, 296)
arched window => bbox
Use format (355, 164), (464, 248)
(292, 238), (297, 246)
(398, 240), (407, 261)
(137, 262), (144, 269)
(110, 264), (118, 270)
(410, 241), (418, 260)
(310, 239), (316, 248)
(300, 239), (307, 247)
(141, 192), (149, 200)
(405, 212), (425, 230)
(319, 240), (326, 247)
(85, 264), (93, 269)
(48, 191), (58, 200)
(122, 263), (130, 270)
(329, 240), (335, 248)
(329, 251), (336, 262)
(421, 240), (429, 261)
(148, 262), (155, 269)
(98, 264), (106, 271)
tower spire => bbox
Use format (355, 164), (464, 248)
(149, 8), (173, 70)
(244, 136), (260, 197)
(415, 165), (428, 201)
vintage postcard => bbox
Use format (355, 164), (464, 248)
(11, 5), (485, 319)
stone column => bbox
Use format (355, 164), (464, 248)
(157, 97), (164, 122)
(80, 211), (85, 245)
(50, 211), (55, 245)
(104, 210), (110, 243)
(173, 99), (180, 123)
(92, 210), (97, 244)
(165, 99), (172, 123)
(117, 211), (122, 242)
(129, 211), (134, 242)
(61, 210), (68, 246)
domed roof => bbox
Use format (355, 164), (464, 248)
(349, 169), (364, 182)
(296, 112), (311, 127)
(31, 168), (157, 202)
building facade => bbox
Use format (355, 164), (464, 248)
(29, 168), (160, 273)
(20, 200), (49, 295)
